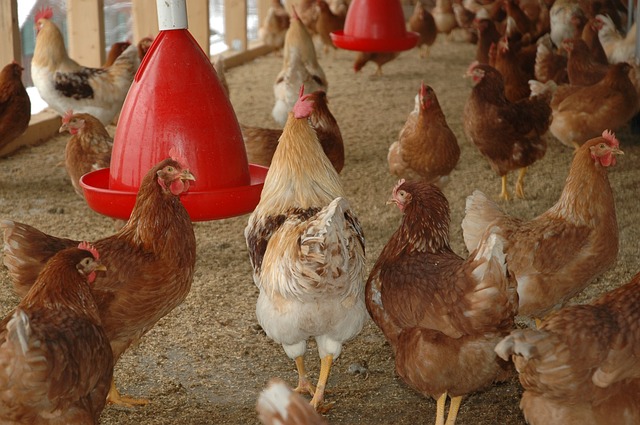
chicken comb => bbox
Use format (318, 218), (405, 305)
(78, 242), (99, 260)
(420, 81), (426, 98)
(62, 109), (74, 124)
(392, 179), (406, 198)
(169, 147), (189, 170)
(293, 86), (315, 119)
(465, 61), (480, 77)
(602, 130), (619, 148)
(35, 7), (53, 22)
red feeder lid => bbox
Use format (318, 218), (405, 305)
(331, 0), (418, 52)
(81, 28), (266, 221)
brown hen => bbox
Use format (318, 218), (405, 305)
(388, 82), (459, 187)
(463, 131), (622, 320)
(1, 155), (197, 407)
(496, 270), (640, 425)
(0, 243), (112, 424)
(367, 180), (517, 425)
(315, 0), (345, 54)
(564, 38), (609, 86)
(58, 110), (113, 197)
(463, 62), (551, 200)
(353, 52), (399, 76)
(0, 62), (31, 157)
(409, 2), (438, 58)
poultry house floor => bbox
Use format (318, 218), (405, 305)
(1, 36), (639, 425)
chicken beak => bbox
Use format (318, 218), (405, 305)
(611, 148), (624, 156)
(94, 264), (107, 272)
(181, 170), (196, 181)
(59, 123), (68, 133)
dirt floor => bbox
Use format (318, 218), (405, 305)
(1, 35), (639, 425)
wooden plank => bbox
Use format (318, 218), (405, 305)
(222, 42), (274, 68)
(132, 0), (159, 42)
(224, 0), (248, 51)
(67, 0), (106, 67)
(0, 0), (21, 65)
(0, 110), (61, 158)
(187, 0), (210, 56)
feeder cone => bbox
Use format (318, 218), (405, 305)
(331, 0), (418, 52)
(81, 2), (266, 221)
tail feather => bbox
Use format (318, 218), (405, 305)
(1, 220), (76, 298)
(461, 191), (505, 253)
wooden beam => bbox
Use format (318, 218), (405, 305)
(67, 0), (106, 67)
(132, 0), (159, 43)
(187, 0), (210, 56)
(224, 0), (248, 52)
(0, 0), (21, 65)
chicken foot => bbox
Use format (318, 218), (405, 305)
(515, 167), (527, 199)
(294, 356), (316, 396)
(435, 392), (463, 425)
(500, 175), (510, 201)
(107, 379), (149, 407)
(310, 354), (335, 412)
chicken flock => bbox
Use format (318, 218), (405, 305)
(1, 0), (640, 424)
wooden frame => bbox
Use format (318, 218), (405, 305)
(2, 0), (274, 156)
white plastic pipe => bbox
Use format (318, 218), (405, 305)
(156, 0), (188, 30)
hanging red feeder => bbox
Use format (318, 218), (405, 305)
(81, 0), (266, 221)
(330, 0), (418, 52)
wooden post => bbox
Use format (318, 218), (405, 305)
(0, 0), (21, 65)
(66, 0), (106, 67)
(257, 0), (270, 31)
(187, 0), (211, 56)
(224, 0), (248, 52)
(132, 0), (159, 43)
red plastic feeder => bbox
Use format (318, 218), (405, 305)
(81, 0), (266, 221)
(330, 0), (418, 52)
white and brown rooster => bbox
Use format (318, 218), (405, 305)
(245, 87), (366, 412)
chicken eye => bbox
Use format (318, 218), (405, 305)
(599, 143), (606, 149)
(166, 166), (174, 173)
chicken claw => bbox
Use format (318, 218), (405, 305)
(310, 354), (334, 412)
(515, 168), (527, 199)
(107, 379), (149, 407)
(294, 356), (316, 396)
(500, 175), (510, 201)
(435, 393), (463, 425)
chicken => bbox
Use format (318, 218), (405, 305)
(242, 90), (344, 172)
(462, 130), (622, 320)
(272, 6), (328, 126)
(549, 62), (638, 148)
(596, 14), (636, 64)
(245, 89), (367, 411)
(287, 0), (319, 33)
(564, 38), (609, 86)
(582, 17), (608, 65)
(504, 0), (537, 41)
(0, 243), (112, 425)
(534, 33), (568, 84)
(353, 52), (400, 76)
(495, 270), (640, 425)
(315, 0), (345, 54)
(259, 0), (291, 52)
(0, 62), (31, 156)
(463, 62), (551, 200)
(549, 0), (586, 47)
(366, 179), (517, 425)
(409, 2), (438, 58)
(256, 378), (328, 425)
(474, 15), (502, 64)
(31, 8), (141, 125)
(432, 0), (458, 34)
(1, 154), (197, 407)
(493, 38), (533, 102)
(388, 82), (460, 186)
(103, 41), (132, 67)
(58, 110), (113, 197)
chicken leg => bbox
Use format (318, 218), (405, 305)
(435, 392), (447, 425)
(294, 356), (316, 396)
(445, 395), (463, 425)
(500, 175), (510, 200)
(310, 354), (334, 412)
(107, 379), (149, 407)
(515, 167), (527, 199)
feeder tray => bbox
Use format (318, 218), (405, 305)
(331, 0), (418, 52)
(81, 2), (265, 221)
